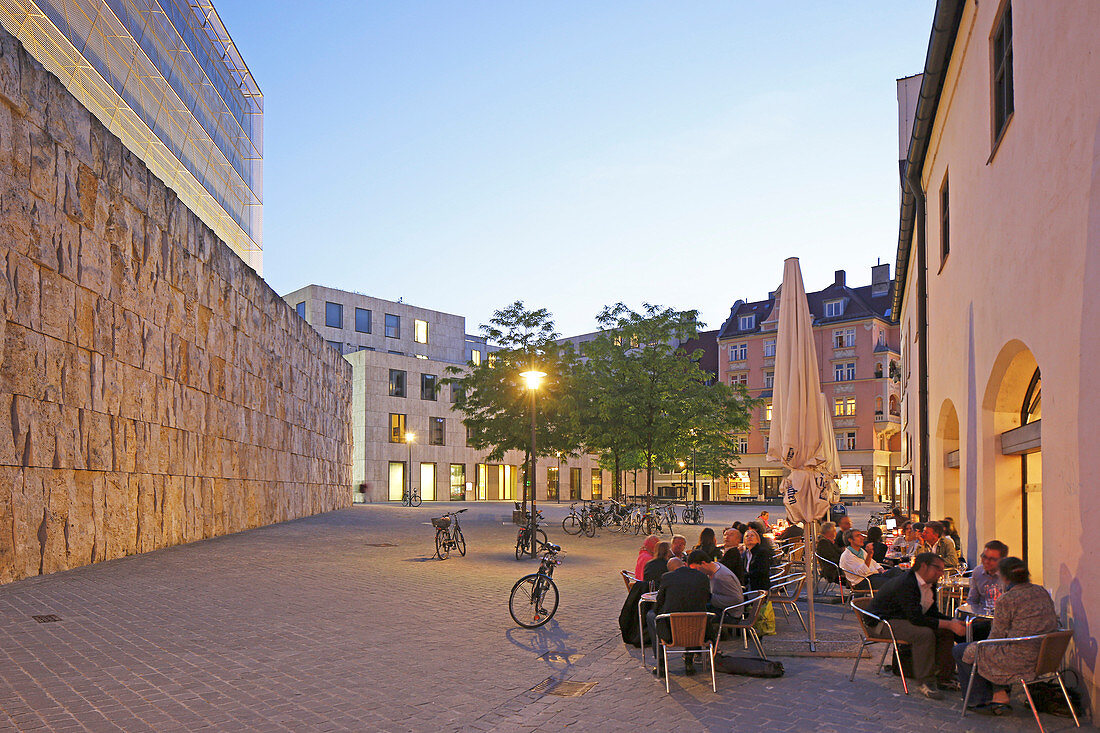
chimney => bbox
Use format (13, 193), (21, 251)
(834, 270), (846, 287)
(872, 262), (891, 285)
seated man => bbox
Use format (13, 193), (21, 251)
(964, 540), (1008, 640)
(645, 552), (710, 676)
(835, 516), (853, 549)
(719, 527), (746, 585)
(839, 529), (903, 591)
(700, 555), (743, 617)
(922, 521), (959, 569)
(816, 522), (843, 584)
(867, 553), (966, 699)
(670, 534), (688, 561)
(777, 522), (804, 542)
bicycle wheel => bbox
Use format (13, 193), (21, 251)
(435, 530), (449, 560)
(695, 508), (704, 523)
(582, 516), (596, 538)
(515, 531), (527, 560)
(536, 529), (548, 549)
(411, 492), (422, 508)
(643, 516), (659, 535)
(455, 528), (466, 556)
(509, 574), (559, 628)
(562, 515), (582, 535)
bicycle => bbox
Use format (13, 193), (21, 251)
(681, 500), (704, 525)
(401, 487), (422, 507)
(658, 502), (678, 529)
(431, 508), (467, 559)
(509, 543), (563, 628)
(561, 503), (594, 537)
(516, 510), (549, 559)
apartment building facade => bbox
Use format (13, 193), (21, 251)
(286, 285), (608, 503)
(717, 266), (901, 503)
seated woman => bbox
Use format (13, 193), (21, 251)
(866, 526), (888, 563)
(642, 541), (672, 588)
(953, 557), (1059, 715)
(634, 534), (660, 580)
(741, 529), (772, 592)
(757, 510), (774, 534)
(693, 527), (723, 562)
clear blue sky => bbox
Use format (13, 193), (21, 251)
(218, 1), (935, 337)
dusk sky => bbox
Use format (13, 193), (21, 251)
(219, 2), (936, 337)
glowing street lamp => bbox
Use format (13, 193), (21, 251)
(678, 460), (687, 499)
(520, 369), (546, 555)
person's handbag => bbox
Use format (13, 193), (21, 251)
(1028, 670), (1083, 717)
(714, 653), (784, 677)
(753, 600), (777, 636)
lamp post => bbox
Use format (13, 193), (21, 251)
(692, 441), (697, 504)
(520, 369), (546, 555)
(678, 460), (686, 500)
(405, 431), (416, 501)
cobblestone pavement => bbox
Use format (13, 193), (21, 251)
(0, 502), (1092, 732)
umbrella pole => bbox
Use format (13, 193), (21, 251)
(806, 521), (817, 652)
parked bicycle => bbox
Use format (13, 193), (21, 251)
(401, 487), (422, 507)
(561, 503), (596, 538)
(681, 500), (704, 525)
(509, 543), (563, 628)
(516, 510), (549, 559)
(658, 501), (678, 529)
(431, 508), (467, 559)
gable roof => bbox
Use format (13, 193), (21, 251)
(718, 280), (894, 341)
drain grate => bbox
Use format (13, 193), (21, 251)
(32, 615), (61, 623)
(530, 678), (597, 697)
(537, 652), (584, 664)
(363, 543), (397, 547)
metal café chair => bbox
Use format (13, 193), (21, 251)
(717, 590), (768, 659)
(961, 629), (1081, 731)
(849, 597), (911, 695)
(654, 612), (717, 694)
(621, 570), (636, 591)
(815, 552), (842, 598)
(770, 573), (807, 632)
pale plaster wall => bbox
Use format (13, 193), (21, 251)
(0, 27), (352, 585)
(898, 0), (1100, 712)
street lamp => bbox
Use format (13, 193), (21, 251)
(678, 460), (686, 500)
(405, 431), (416, 502)
(520, 369), (546, 555)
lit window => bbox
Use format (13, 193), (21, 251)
(730, 373), (747, 386)
(763, 340), (775, 357)
(325, 302), (343, 328)
(729, 343), (747, 361)
(833, 328), (855, 348)
(728, 470), (751, 496)
(764, 371), (774, 389)
(421, 374), (437, 401)
(429, 417), (445, 445)
(739, 314), (755, 330)
(355, 307), (372, 333)
(824, 300), (844, 318)
(839, 470), (863, 495)
(834, 397), (845, 417)
(385, 314), (400, 338)
(471, 350), (481, 366)
(845, 397), (856, 416)
(389, 369), (406, 397)
(414, 319), (428, 344)
(295, 301), (305, 318)
(389, 413), (407, 443)
(764, 402), (772, 421)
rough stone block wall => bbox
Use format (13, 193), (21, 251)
(0, 27), (352, 584)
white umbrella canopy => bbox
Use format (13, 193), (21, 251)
(766, 257), (836, 524)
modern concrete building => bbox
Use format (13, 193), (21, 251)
(286, 285), (608, 504)
(894, 0), (1100, 714)
(0, 0), (264, 270)
(716, 266), (902, 503)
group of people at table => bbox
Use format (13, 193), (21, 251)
(626, 511), (1060, 717)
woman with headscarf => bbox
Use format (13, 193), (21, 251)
(634, 534), (660, 580)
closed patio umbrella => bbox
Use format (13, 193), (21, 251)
(766, 257), (840, 650)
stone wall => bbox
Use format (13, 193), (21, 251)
(0, 27), (352, 584)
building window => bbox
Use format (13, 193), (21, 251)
(421, 374), (437, 400)
(739, 314), (755, 330)
(570, 467), (582, 500)
(390, 413), (407, 443)
(389, 369), (406, 397)
(839, 470), (863, 495)
(824, 300), (844, 318)
(729, 343), (747, 361)
(736, 436), (748, 453)
(295, 301), (305, 318)
(992, 3), (1014, 144)
(764, 402), (772, 422)
(450, 464), (466, 500)
(730, 372), (747, 387)
(326, 340), (342, 353)
(940, 176), (950, 264)
(834, 362), (856, 382)
(546, 466), (559, 501)
(834, 397), (856, 417)
(465, 425), (475, 447)
(833, 328), (855, 348)
(325, 302), (343, 328)
(385, 314), (401, 339)
(355, 307), (372, 333)
(763, 339), (776, 357)
(728, 470), (751, 496)
(414, 319), (428, 344)
(591, 468), (602, 500)
(430, 417), (445, 445)
(836, 431), (857, 451)
(764, 371), (774, 389)
(471, 349), (481, 366)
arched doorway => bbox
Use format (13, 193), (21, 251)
(935, 400), (961, 526)
(982, 341), (1043, 582)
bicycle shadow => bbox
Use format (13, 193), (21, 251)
(505, 622), (582, 673)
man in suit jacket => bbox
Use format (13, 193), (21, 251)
(646, 551), (712, 675)
(868, 553), (967, 699)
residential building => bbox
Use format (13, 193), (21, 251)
(894, 0), (1100, 713)
(287, 286), (607, 503)
(717, 266), (901, 503)
(0, 0), (263, 270)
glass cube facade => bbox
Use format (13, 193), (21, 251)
(0, 0), (263, 271)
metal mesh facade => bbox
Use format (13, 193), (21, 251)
(0, 0), (263, 271)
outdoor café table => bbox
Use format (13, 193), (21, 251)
(638, 590), (657, 669)
(957, 602), (994, 642)
(939, 574), (970, 615)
